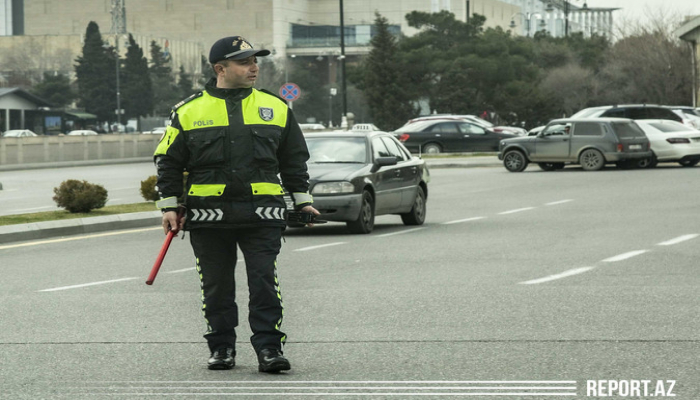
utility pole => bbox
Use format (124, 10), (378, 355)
(339, 0), (347, 124)
(110, 0), (126, 129)
(564, 1), (570, 37)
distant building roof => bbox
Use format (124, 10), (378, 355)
(676, 15), (700, 41)
(0, 88), (54, 107)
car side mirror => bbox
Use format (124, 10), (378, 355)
(371, 156), (398, 173)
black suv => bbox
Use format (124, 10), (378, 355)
(571, 105), (682, 123)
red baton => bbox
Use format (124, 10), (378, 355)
(146, 208), (184, 285)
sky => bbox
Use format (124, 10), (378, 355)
(585, 0), (700, 27)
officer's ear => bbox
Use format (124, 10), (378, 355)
(214, 62), (227, 75)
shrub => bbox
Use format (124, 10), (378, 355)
(52, 179), (108, 213)
(140, 175), (159, 202)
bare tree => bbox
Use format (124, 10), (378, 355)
(540, 63), (596, 117)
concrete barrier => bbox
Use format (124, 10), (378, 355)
(0, 134), (161, 167)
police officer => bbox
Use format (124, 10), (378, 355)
(154, 35), (318, 373)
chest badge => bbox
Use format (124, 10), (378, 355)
(259, 107), (274, 121)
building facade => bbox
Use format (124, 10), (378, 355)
(676, 15), (700, 107)
(0, 0), (619, 76)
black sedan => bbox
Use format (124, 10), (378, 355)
(394, 119), (516, 154)
(291, 130), (430, 234)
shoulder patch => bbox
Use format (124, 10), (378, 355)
(259, 88), (288, 105)
(172, 91), (203, 111)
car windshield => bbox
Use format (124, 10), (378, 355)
(644, 121), (692, 132)
(306, 137), (367, 163)
(612, 122), (646, 138)
(571, 108), (603, 118)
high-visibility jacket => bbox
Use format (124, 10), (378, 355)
(154, 79), (312, 229)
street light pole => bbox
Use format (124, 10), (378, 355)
(115, 38), (121, 128)
(110, 0), (125, 130)
(339, 0), (347, 122)
(564, 0), (570, 37)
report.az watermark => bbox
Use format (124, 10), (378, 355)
(587, 380), (676, 397)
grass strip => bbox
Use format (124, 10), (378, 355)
(0, 202), (156, 226)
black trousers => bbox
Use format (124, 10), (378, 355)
(189, 226), (285, 354)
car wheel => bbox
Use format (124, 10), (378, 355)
(538, 162), (564, 171)
(400, 186), (426, 226)
(347, 190), (375, 234)
(579, 149), (605, 171)
(422, 143), (441, 154)
(636, 154), (657, 169)
(679, 160), (699, 167)
(503, 150), (528, 172)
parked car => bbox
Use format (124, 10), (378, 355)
(394, 119), (517, 154)
(571, 105), (685, 125)
(298, 123), (326, 131)
(289, 130), (430, 234)
(634, 119), (700, 167)
(67, 130), (98, 136)
(405, 114), (527, 136)
(144, 126), (168, 135)
(665, 106), (700, 129)
(1, 129), (38, 137)
(498, 118), (652, 172)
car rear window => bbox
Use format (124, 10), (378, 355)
(572, 122), (604, 136)
(394, 120), (435, 132)
(602, 108), (626, 118)
(611, 122), (646, 138)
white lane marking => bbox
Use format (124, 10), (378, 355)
(657, 234), (699, 246)
(442, 217), (486, 225)
(376, 228), (426, 237)
(38, 277), (138, 292)
(0, 227), (161, 250)
(498, 207), (535, 215)
(545, 199), (573, 206)
(92, 386), (577, 390)
(294, 242), (347, 252)
(82, 393), (577, 397)
(519, 267), (595, 285)
(166, 267), (197, 274)
(94, 381), (577, 384)
(601, 250), (648, 263)
(106, 198), (123, 203)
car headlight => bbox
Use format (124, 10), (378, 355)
(311, 181), (355, 194)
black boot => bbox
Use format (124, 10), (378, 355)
(258, 348), (291, 373)
(208, 347), (235, 370)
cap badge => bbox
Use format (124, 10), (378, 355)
(240, 41), (253, 50)
(259, 107), (274, 121)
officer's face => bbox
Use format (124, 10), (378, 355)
(216, 56), (259, 89)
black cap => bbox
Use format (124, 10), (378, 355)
(209, 36), (271, 64)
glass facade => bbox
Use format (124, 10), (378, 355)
(289, 23), (400, 48)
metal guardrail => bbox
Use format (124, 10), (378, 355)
(0, 134), (161, 167)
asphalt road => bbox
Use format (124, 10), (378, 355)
(0, 165), (698, 399)
(0, 162), (156, 216)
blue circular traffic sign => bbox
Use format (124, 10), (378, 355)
(279, 83), (301, 102)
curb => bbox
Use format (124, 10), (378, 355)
(0, 157), (152, 172)
(0, 211), (162, 245)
